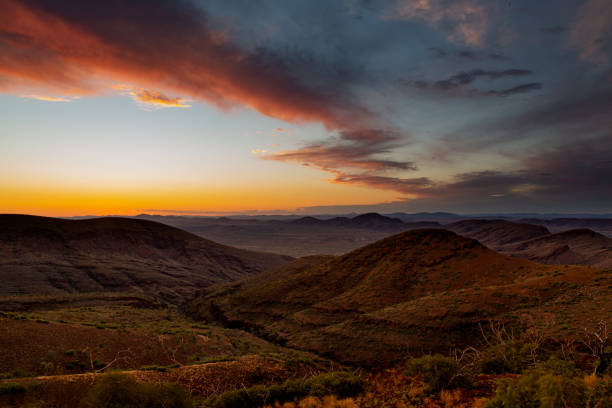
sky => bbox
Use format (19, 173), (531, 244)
(0, 0), (611, 216)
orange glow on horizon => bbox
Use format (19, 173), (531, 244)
(0, 180), (401, 217)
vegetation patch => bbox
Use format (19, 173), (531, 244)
(206, 371), (363, 408)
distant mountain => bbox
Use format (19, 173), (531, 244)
(503, 228), (612, 267)
(446, 219), (612, 268)
(384, 212), (460, 222)
(0, 215), (292, 303)
(519, 218), (612, 236)
(188, 229), (604, 365)
(290, 213), (430, 230)
(140, 213), (439, 257)
(446, 219), (551, 247)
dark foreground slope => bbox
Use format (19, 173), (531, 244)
(447, 219), (612, 267)
(0, 214), (292, 303)
(188, 229), (611, 366)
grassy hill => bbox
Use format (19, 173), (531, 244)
(187, 229), (612, 366)
(0, 215), (292, 303)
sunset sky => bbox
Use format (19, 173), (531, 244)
(1, 0), (611, 216)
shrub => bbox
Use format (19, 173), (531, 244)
(0, 382), (27, 395)
(83, 372), (191, 408)
(586, 376), (612, 408)
(140, 365), (169, 372)
(479, 340), (543, 374)
(208, 372), (363, 408)
(485, 366), (586, 408)
(404, 355), (470, 393)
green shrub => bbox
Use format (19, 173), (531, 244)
(208, 371), (362, 408)
(405, 354), (469, 393)
(140, 365), (168, 372)
(485, 367), (586, 408)
(479, 340), (543, 374)
(586, 376), (612, 408)
(83, 372), (191, 408)
(0, 382), (27, 395)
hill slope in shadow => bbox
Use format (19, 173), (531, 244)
(0, 214), (292, 303)
(447, 219), (612, 267)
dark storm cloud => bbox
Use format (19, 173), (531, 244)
(316, 134), (612, 212)
(435, 88), (612, 157)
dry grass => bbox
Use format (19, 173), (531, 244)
(0, 305), (319, 377)
(263, 395), (359, 408)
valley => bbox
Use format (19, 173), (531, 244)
(1, 214), (611, 407)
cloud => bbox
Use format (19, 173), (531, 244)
(265, 129), (415, 172)
(428, 48), (509, 61)
(439, 88), (612, 156)
(457, 50), (509, 61)
(541, 26), (566, 34)
(485, 82), (542, 96)
(568, 0), (612, 66)
(273, 128), (287, 133)
(331, 173), (432, 196)
(383, 0), (490, 47)
(22, 94), (71, 102)
(410, 68), (539, 97)
(430, 68), (532, 90)
(0, 0), (370, 128)
(268, 132), (612, 212)
(129, 89), (191, 109)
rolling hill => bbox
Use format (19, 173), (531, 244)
(0, 214), (292, 303)
(188, 228), (611, 366)
(446, 219), (551, 247)
(447, 219), (612, 268)
(503, 228), (612, 267)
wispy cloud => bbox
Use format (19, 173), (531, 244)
(266, 129), (414, 172)
(485, 82), (542, 97)
(568, 0), (612, 66)
(22, 94), (72, 102)
(383, 0), (490, 47)
(411, 68), (540, 96)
